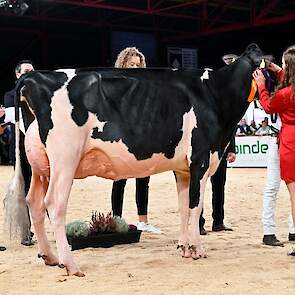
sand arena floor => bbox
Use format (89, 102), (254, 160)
(0, 166), (294, 294)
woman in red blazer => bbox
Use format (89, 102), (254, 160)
(253, 46), (295, 256)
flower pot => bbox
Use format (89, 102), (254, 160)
(67, 230), (142, 251)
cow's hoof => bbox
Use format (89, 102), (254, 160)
(177, 244), (191, 258)
(66, 268), (85, 277)
(58, 263), (65, 269)
(38, 253), (59, 266)
(189, 245), (207, 260)
(73, 271), (85, 277)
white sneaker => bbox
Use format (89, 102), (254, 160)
(137, 222), (162, 234)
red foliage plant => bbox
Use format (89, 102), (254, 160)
(89, 211), (117, 234)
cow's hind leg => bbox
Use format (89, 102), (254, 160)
(45, 167), (84, 277)
(26, 172), (58, 266)
(175, 172), (191, 258)
(189, 171), (209, 259)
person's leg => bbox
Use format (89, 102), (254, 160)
(136, 177), (161, 233)
(9, 123), (15, 165)
(136, 177), (150, 222)
(262, 139), (283, 246)
(211, 157), (231, 231)
(286, 182), (295, 255)
(199, 209), (207, 235)
(111, 179), (127, 217)
(288, 214), (295, 241)
(20, 132), (32, 194)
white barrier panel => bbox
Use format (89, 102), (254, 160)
(228, 136), (270, 168)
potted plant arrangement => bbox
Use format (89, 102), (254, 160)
(66, 212), (142, 251)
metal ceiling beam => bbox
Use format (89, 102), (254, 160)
(47, 0), (200, 20)
(164, 12), (295, 42)
(207, 0), (235, 29)
(152, 0), (204, 13)
(84, 0), (105, 3)
(256, 0), (279, 19)
(0, 11), (188, 35)
(151, 0), (166, 10)
(0, 26), (42, 36)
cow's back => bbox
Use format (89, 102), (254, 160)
(24, 69), (207, 180)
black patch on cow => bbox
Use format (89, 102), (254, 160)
(67, 69), (204, 160)
(21, 71), (68, 144)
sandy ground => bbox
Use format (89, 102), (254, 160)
(0, 165), (294, 294)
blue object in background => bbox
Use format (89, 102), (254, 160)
(111, 31), (157, 64)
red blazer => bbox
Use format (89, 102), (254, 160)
(258, 76), (295, 182)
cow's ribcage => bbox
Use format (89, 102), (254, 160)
(25, 109), (197, 181)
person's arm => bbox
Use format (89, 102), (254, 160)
(227, 136), (235, 153)
(225, 136), (236, 163)
(259, 86), (289, 113)
(3, 89), (22, 124)
(255, 127), (261, 135)
(267, 62), (284, 80)
(0, 106), (5, 119)
(253, 69), (289, 114)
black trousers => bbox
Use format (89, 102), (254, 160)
(111, 176), (150, 217)
(200, 156), (227, 228)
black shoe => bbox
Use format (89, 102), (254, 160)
(212, 224), (233, 232)
(262, 234), (284, 247)
(289, 233), (295, 242)
(0, 246), (6, 251)
(21, 238), (35, 246)
(200, 227), (208, 235)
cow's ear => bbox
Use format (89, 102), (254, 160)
(245, 43), (259, 52)
(222, 54), (238, 65)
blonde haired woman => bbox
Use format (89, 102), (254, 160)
(253, 46), (295, 255)
(114, 47), (146, 68)
(111, 47), (161, 234)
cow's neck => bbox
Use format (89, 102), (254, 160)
(208, 58), (253, 148)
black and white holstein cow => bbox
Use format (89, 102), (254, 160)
(9, 44), (264, 276)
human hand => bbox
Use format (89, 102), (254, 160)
(227, 152), (236, 163)
(0, 125), (4, 136)
(267, 62), (282, 73)
(0, 106), (5, 118)
(252, 69), (265, 86)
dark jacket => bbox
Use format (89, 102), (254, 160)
(226, 136), (235, 154)
(4, 88), (15, 108)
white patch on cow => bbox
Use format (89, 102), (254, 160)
(200, 68), (213, 82)
(89, 113), (106, 132)
(183, 108), (198, 166)
(172, 68), (178, 71)
(260, 59), (265, 69)
(200, 70), (209, 82)
(208, 151), (220, 176)
(56, 69), (76, 85)
(45, 88), (199, 180)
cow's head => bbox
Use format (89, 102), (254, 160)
(240, 43), (272, 69)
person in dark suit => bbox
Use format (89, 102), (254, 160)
(3, 60), (34, 246)
(199, 137), (236, 234)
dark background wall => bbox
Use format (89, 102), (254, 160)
(0, 1), (294, 103)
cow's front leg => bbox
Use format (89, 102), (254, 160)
(45, 170), (84, 277)
(188, 166), (209, 260)
(26, 172), (58, 266)
(175, 172), (191, 258)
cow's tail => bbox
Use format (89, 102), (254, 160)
(3, 77), (31, 242)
